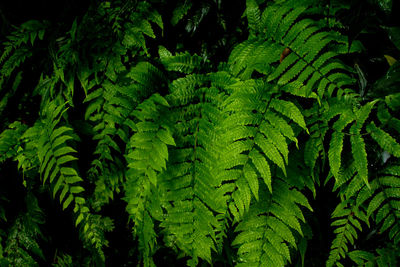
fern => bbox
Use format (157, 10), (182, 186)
(157, 73), (226, 266)
(86, 61), (165, 209)
(327, 153), (400, 265)
(367, 122), (400, 158)
(2, 194), (45, 267)
(82, 1), (166, 207)
(52, 253), (73, 267)
(28, 100), (84, 210)
(20, 99), (112, 259)
(124, 93), (174, 265)
(236, 0), (361, 99)
(159, 46), (204, 74)
(357, 166), (400, 243)
(228, 39), (281, 80)
(233, 179), (312, 266)
(1, 0), (399, 265)
(121, 1), (163, 54)
(348, 245), (400, 266)
(304, 98), (377, 186)
(0, 121), (28, 163)
(0, 20), (47, 75)
(327, 198), (367, 267)
(0, 20), (48, 103)
(219, 78), (306, 219)
(245, 0), (261, 35)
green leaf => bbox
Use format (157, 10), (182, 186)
(243, 164), (259, 200)
(270, 99), (308, 133)
(54, 146), (77, 158)
(57, 155), (78, 165)
(63, 194), (74, 210)
(355, 100), (377, 132)
(76, 213), (84, 226)
(329, 132), (344, 181)
(254, 134), (286, 176)
(367, 122), (400, 157)
(249, 150), (271, 192)
(157, 129), (176, 146)
(70, 186), (85, 194)
(350, 125), (369, 186)
(246, 0), (261, 33)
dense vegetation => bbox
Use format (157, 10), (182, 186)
(0, 0), (399, 266)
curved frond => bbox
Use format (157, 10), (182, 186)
(236, 1), (361, 99)
(22, 100), (112, 256)
(233, 179), (312, 266)
(350, 124), (368, 186)
(158, 74), (226, 266)
(86, 61), (165, 208)
(245, 0), (261, 35)
(367, 122), (400, 158)
(349, 245), (400, 267)
(358, 166), (400, 244)
(218, 79), (304, 220)
(327, 199), (366, 267)
(124, 93), (173, 265)
(159, 46), (204, 74)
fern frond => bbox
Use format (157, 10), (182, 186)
(377, 103), (400, 134)
(209, 70), (239, 94)
(328, 131), (344, 181)
(0, 121), (27, 163)
(348, 245), (400, 267)
(228, 39), (280, 79)
(2, 194), (44, 266)
(327, 199), (366, 267)
(0, 46), (13, 67)
(233, 179), (312, 266)
(35, 103), (83, 207)
(236, 1), (360, 99)
(219, 79), (304, 220)
(53, 253), (73, 267)
(124, 93), (173, 265)
(122, 2), (163, 54)
(269, 98), (308, 133)
(159, 46), (204, 74)
(20, 99), (111, 257)
(308, 99), (375, 185)
(326, 104), (355, 182)
(367, 122), (400, 158)
(0, 20), (48, 95)
(0, 48), (32, 79)
(372, 245), (400, 266)
(348, 249), (375, 266)
(158, 74), (226, 266)
(358, 166), (400, 244)
(78, 214), (114, 258)
(1, 0), (398, 265)
(245, 0), (261, 35)
(350, 124), (369, 186)
(304, 106), (328, 180)
(86, 61), (165, 208)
